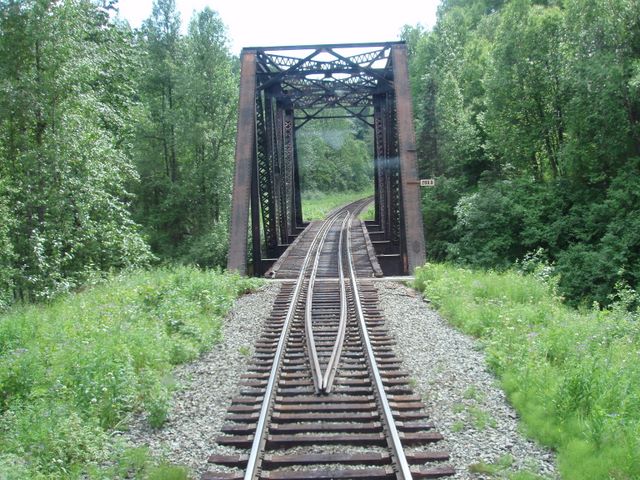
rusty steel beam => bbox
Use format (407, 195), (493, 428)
(283, 110), (296, 237)
(228, 42), (424, 277)
(227, 50), (257, 275)
(390, 44), (426, 273)
(247, 41), (403, 52)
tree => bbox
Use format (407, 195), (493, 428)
(484, 0), (567, 180)
(297, 118), (373, 193)
(178, 7), (237, 267)
(132, 3), (237, 266)
(408, 0), (640, 307)
(0, 0), (151, 302)
(561, 0), (640, 184)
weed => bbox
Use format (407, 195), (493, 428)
(414, 263), (640, 479)
(0, 266), (262, 478)
(469, 462), (501, 474)
(359, 203), (375, 221)
(238, 345), (251, 357)
(468, 406), (497, 430)
(148, 463), (189, 480)
(463, 385), (484, 401)
(118, 446), (151, 475)
(497, 454), (515, 468)
(147, 394), (171, 429)
(451, 420), (465, 432)
(508, 472), (548, 480)
(469, 455), (514, 476)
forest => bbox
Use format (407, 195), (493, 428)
(0, 0), (377, 309)
(404, 0), (640, 307)
(0, 0), (239, 307)
(2, 0), (638, 310)
(1, 1), (639, 479)
(2, 0), (638, 311)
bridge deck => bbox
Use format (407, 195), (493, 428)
(266, 218), (383, 279)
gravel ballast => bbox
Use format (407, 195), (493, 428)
(124, 278), (557, 479)
(377, 280), (557, 479)
(124, 282), (280, 478)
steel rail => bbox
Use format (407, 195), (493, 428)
(345, 212), (413, 480)
(244, 196), (379, 479)
(243, 211), (343, 480)
(321, 213), (349, 392)
(305, 213), (344, 393)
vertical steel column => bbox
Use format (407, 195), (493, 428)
(386, 94), (401, 247)
(266, 95), (282, 246)
(250, 124), (262, 275)
(391, 44), (426, 272)
(227, 50), (257, 275)
(283, 110), (296, 238)
(256, 94), (278, 256)
(275, 107), (288, 244)
(373, 97), (386, 229)
(292, 125), (304, 228)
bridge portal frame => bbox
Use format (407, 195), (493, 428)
(227, 42), (425, 276)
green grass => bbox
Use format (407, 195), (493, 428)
(0, 267), (262, 479)
(359, 203), (375, 221)
(301, 189), (373, 221)
(414, 263), (640, 480)
(469, 453), (514, 475)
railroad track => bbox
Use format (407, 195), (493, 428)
(267, 198), (381, 279)
(204, 199), (454, 480)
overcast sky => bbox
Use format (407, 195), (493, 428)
(116, 0), (440, 54)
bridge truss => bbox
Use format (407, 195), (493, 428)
(227, 42), (425, 276)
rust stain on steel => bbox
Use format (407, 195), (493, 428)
(227, 42), (426, 276)
(227, 50), (257, 275)
(391, 44), (427, 273)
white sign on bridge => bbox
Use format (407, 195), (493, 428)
(420, 179), (436, 187)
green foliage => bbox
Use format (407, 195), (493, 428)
(0, 182), (14, 310)
(148, 464), (189, 480)
(420, 176), (466, 260)
(415, 263), (640, 480)
(302, 190), (373, 222)
(0, 267), (261, 478)
(408, 0), (640, 305)
(180, 218), (230, 269)
(469, 454), (513, 475)
(297, 118), (373, 193)
(484, 0), (566, 180)
(132, 2), (237, 265)
(0, 1), (152, 304)
(452, 181), (525, 266)
(359, 203), (375, 222)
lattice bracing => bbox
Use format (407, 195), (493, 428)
(228, 42), (425, 276)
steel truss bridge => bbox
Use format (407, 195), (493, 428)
(227, 42), (425, 276)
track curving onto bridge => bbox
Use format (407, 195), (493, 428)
(204, 199), (454, 480)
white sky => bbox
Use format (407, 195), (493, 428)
(116, 0), (440, 54)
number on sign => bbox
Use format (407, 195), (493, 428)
(420, 179), (436, 187)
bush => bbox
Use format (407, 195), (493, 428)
(452, 182), (525, 267)
(180, 219), (229, 269)
(427, 171), (640, 307)
(0, 184), (15, 311)
(420, 176), (466, 261)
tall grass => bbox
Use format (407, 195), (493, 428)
(301, 189), (373, 221)
(414, 263), (640, 480)
(0, 267), (261, 479)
